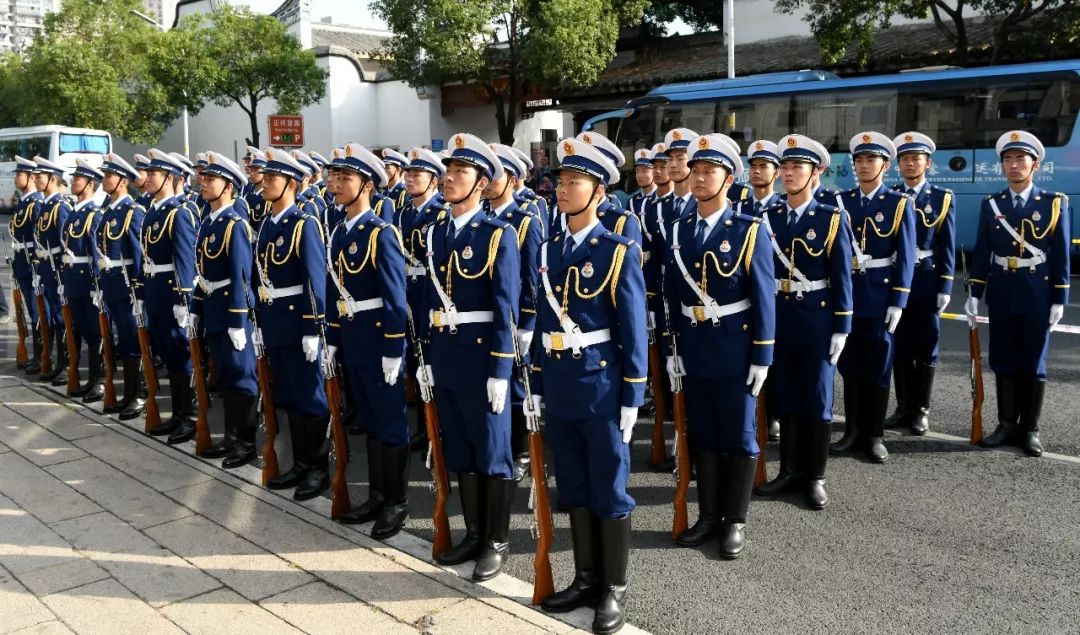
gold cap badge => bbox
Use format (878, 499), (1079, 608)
(563, 141), (574, 156)
(454, 135), (465, 149)
(698, 137), (709, 150)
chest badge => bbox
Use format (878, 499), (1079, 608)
(462, 245), (473, 260)
(806, 228), (816, 240)
(719, 240), (731, 253)
(874, 212), (884, 223)
(110, 219), (118, 227)
(153, 222), (160, 231)
(208, 234), (216, 244)
(925, 203), (933, 215)
(1032, 211), (1042, 222)
(582, 262), (595, 278)
(348, 242), (358, 255)
(275, 235), (284, 247)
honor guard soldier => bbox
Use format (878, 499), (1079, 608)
(398, 147), (448, 451)
(169, 153), (200, 210)
(244, 146), (272, 226)
(240, 149), (256, 200)
(577, 131), (628, 214)
(190, 153), (260, 468)
(292, 150), (329, 225)
(255, 148), (332, 500)
(133, 154), (155, 211)
(627, 148), (657, 224)
(381, 148), (411, 212)
(9, 156), (44, 375)
(664, 128), (700, 225)
(61, 160), (106, 400)
(97, 154), (148, 419)
(551, 132), (642, 244)
(322, 144), (411, 537)
(485, 143), (544, 482)
(308, 151), (333, 206)
(31, 156), (72, 384)
(141, 149), (200, 443)
(510, 147), (547, 232)
(193, 153), (212, 218)
(663, 134), (774, 558)
(530, 138), (645, 634)
(830, 132), (916, 464)
(965, 131), (1070, 457)
(754, 135), (853, 510)
(413, 132), (520, 582)
(885, 132), (956, 436)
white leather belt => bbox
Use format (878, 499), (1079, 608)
(13, 241), (34, 252)
(429, 309), (493, 328)
(146, 262), (175, 276)
(199, 278), (230, 294)
(681, 298), (751, 324)
(543, 328), (611, 353)
(915, 249), (934, 261)
(341, 297), (383, 313)
(64, 255), (90, 265)
(259, 284), (303, 301)
(853, 254), (894, 271)
(994, 255), (1043, 271)
(405, 265), (426, 278)
(100, 258), (135, 269)
(776, 279), (828, 294)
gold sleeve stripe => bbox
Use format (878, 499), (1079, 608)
(834, 311), (853, 316)
(491, 351), (515, 358)
(623, 377), (647, 383)
(752, 340), (775, 345)
(384, 332), (406, 338)
(892, 287), (910, 292)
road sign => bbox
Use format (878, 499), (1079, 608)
(431, 139), (444, 151)
(269, 115), (304, 147)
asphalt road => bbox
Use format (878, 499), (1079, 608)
(2, 264), (1078, 634)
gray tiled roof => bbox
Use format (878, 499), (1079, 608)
(310, 27), (389, 57)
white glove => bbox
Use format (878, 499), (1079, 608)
(964, 297), (979, 329)
(133, 299), (145, 317)
(828, 333), (848, 366)
(228, 327), (246, 351)
(90, 290), (103, 308)
(416, 364), (434, 402)
(327, 344), (338, 361)
(665, 355), (685, 387)
(382, 356), (403, 385)
(486, 377), (508, 414)
(516, 329), (534, 355)
(746, 364), (768, 397)
(646, 311), (656, 331)
(301, 335), (319, 363)
(884, 306), (903, 334)
(190, 313), (200, 333)
(173, 304), (189, 329)
(936, 293), (950, 316)
(1050, 304), (1065, 329)
(619, 407), (638, 444)
(32, 273), (40, 291)
(523, 394), (543, 431)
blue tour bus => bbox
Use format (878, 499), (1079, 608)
(582, 59), (1080, 254)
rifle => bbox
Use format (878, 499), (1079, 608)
(93, 278), (117, 410)
(512, 318), (553, 606)
(253, 311), (280, 484)
(12, 285), (29, 368)
(186, 306), (211, 455)
(121, 262), (161, 432)
(754, 391), (767, 487)
(309, 285), (350, 519)
(962, 249), (984, 444)
(647, 320), (670, 469)
(407, 311), (451, 558)
(53, 255), (80, 396)
(665, 298), (690, 540)
(36, 286), (52, 377)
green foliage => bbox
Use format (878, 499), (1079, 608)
(373, 0), (647, 143)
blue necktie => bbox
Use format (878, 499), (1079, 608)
(446, 221), (456, 243)
(694, 219), (708, 251)
(563, 235), (575, 258)
(787, 208), (797, 231)
(1014, 194), (1024, 210)
(861, 196), (871, 210)
(906, 188), (916, 198)
(674, 198), (685, 218)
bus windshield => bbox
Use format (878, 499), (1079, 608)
(58, 132), (110, 154)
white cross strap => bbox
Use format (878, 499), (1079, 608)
(987, 198), (1048, 268)
(426, 224), (460, 331)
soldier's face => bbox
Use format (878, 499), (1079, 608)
(325, 169), (340, 197)
(652, 161), (669, 185)
(386, 164), (400, 182)
(482, 173), (509, 199)
(134, 170), (147, 188)
(668, 149), (689, 181)
(200, 175), (228, 201)
(689, 162), (731, 200)
(32, 173), (49, 190)
(72, 176), (91, 196)
(1001, 150), (1037, 184)
(144, 169), (167, 192)
(556, 171), (602, 210)
(261, 173), (289, 200)
(14, 172), (28, 191)
(443, 161), (486, 201)
(337, 171), (365, 201)
(898, 153), (929, 181)
(748, 159), (777, 188)
(405, 168), (434, 196)
(635, 165), (653, 188)
(102, 172), (121, 195)
(779, 160), (814, 194)
(853, 154), (887, 183)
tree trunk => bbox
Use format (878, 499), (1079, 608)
(248, 94), (260, 148)
(490, 87), (517, 145)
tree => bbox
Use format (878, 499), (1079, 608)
(0, 0), (199, 143)
(774, 0), (1068, 67)
(175, 6), (328, 148)
(642, 0), (726, 36)
(373, 0), (648, 144)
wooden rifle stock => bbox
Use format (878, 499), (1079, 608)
(257, 355), (279, 484)
(188, 329), (211, 455)
(671, 386), (690, 539)
(37, 294), (52, 377)
(424, 398), (452, 558)
(326, 372), (350, 519)
(754, 391), (768, 487)
(137, 324), (161, 433)
(969, 326), (984, 445)
(61, 303), (79, 395)
(528, 431), (554, 605)
(98, 306), (117, 409)
(13, 287), (28, 367)
(647, 342), (669, 467)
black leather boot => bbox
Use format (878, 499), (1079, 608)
(756, 417), (802, 496)
(865, 384), (889, 463)
(267, 410), (310, 489)
(222, 392), (258, 469)
(831, 380), (861, 454)
(473, 476), (516, 581)
(338, 437), (385, 524)
(294, 415), (330, 501)
(982, 376), (1019, 448)
(203, 388), (236, 459)
(767, 417), (780, 443)
(117, 358), (146, 420)
(1019, 378), (1045, 457)
(150, 373), (184, 437)
(372, 444), (410, 539)
(593, 514), (631, 635)
(885, 358), (911, 429)
(436, 473), (484, 565)
(165, 374), (197, 444)
(718, 454), (756, 559)
(510, 406), (530, 483)
(806, 420), (831, 510)
(541, 507), (599, 613)
(25, 329), (42, 375)
(910, 362), (935, 436)
(44, 326), (67, 385)
(72, 346), (96, 399)
(676, 450), (721, 547)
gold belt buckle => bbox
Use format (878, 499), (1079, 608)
(98, 258), (108, 269)
(780, 279), (792, 293)
(550, 333), (565, 351)
(1007, 256), (1018, 270)
(258, 287), (271, 303)
(337, 300), (348, 316)
(432, 311), (443, 328)
(693, 306), (706, 322)
(851, 256), (861, 271)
